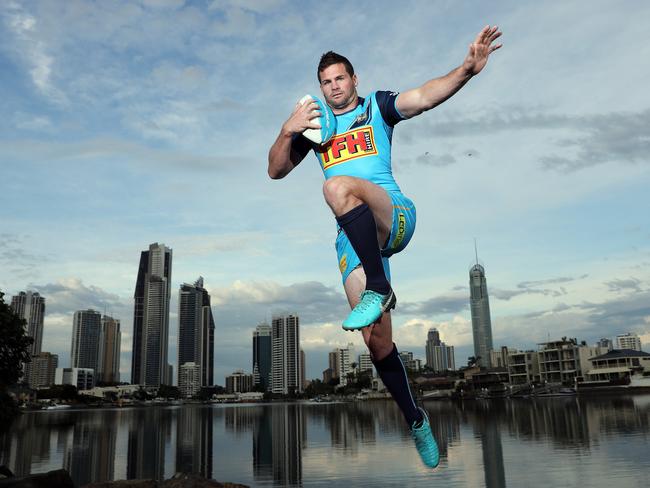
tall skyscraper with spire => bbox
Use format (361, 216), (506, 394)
(178, 277), (215, 390)
(131, 242), (172, 386)
(469, 245), (494, 368)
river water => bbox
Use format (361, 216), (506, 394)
(1, 395), (649, 487)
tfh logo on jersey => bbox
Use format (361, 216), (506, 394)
(317, 126), (378, 170)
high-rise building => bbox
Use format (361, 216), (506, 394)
(300, 349), (305, 390)
(179, 362), (201, 398)
(489, 346), (510, 369)
(426, 328), (456, 372)
(328, 350), (339, 380)
(597, 338), (614, 351)
(469, 262), (494, 368)
(253, 322), (272, 391)
(616, 333), (642, 351)
(98, 315), (121, 384)
(10, 291), (46, 356)
(28, 352), (58, 388)
(226, 370), (253, 393)
(399, 351), (414, 365)
(178, 278), (215, 388)
(71, 310), (102, 373)
(271, 314), (301, 395)
(358, 353), (373, 375)
(55, 367), (94, 390)
(131, 242), (172, 386)
(11, 291), (46, 382)
(337, 343), (355, 386)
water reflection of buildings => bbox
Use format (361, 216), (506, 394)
(2, 398), (650, 486)
(175, 406), (213, 478)
(325, 403), (376, 453)
(62, 411), (118, 485)
(230, 404), (305, 486)
(127, 408), (172, 480)
(465, 401), (506, 488)
(0, 412), (61, 477)
(422, 401), (462, 462)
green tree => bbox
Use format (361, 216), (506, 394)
(0, 291), (34, 428)
(467, 356), (481, 368)
(157, 384), (181, 399)
(0, 292), (33, 389)
(37, 385), (78, 401)
(303, 379), (334, 397)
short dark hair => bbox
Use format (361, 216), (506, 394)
(317, 51), (354, 82)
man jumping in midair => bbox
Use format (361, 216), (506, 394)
(268, 26), (502, 468)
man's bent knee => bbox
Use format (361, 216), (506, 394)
(322, 176), (362, 213)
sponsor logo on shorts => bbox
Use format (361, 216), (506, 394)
(317, 126), (378, 169)
(391, 213), (406, 249)
(339, 254), (348, 274)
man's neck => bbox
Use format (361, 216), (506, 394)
(331, 96), (360, 115)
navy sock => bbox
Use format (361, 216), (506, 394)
(336, 204), (390, 295)
(372, 344), (423, 427)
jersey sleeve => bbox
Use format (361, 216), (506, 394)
(291, 133), (313, 159)
(375, 90), (406, 127)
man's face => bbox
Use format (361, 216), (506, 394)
(319, 63), (358, 113)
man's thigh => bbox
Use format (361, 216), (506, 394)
(342, 176), (394, 245)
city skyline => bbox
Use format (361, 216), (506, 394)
(7, 279), (648, 389)
(1, 1), (649, 384)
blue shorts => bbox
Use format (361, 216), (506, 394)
(335, 192), (416, 285)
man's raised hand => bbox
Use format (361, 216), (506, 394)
(463, 25), (502, 76)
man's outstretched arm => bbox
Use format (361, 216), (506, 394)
(396, 25), (502, 119)
(268, 100), (321, 179)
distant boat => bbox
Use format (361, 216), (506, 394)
(421, 390), (450, 400)
(44, 403), (71, 410)
(535, 387), (576, 397)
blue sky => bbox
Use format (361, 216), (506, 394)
(1, 0), (649, 384)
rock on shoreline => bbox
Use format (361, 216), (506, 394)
(0, 469), (249, 488)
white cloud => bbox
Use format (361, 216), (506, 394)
(2, 2), (67, 103)
(396, 316), (473, 349)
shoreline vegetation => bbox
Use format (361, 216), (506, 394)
(11, 380), (650, 413)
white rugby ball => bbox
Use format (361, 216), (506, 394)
(299, 94), (337, 145)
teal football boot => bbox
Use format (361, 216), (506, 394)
(342, 288), (396, 331)
(411, 408), (440, 468)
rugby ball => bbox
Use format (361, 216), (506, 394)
(299, 94), (337, 145)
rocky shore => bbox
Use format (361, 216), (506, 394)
(0, 469), (249, 488)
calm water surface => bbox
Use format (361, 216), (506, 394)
(1, 395), (649, 487)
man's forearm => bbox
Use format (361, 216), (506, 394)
(399, 66), (473, 118)
(419, 66), (473, 111)
(268, 128), (295, 179)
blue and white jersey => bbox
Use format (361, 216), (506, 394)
(294, 91), (405, 193)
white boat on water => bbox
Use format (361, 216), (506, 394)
(44, 404), (71, 410)
(535, 387), (577, 397)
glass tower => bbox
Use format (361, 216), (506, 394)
(470, 263), (493, 368)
